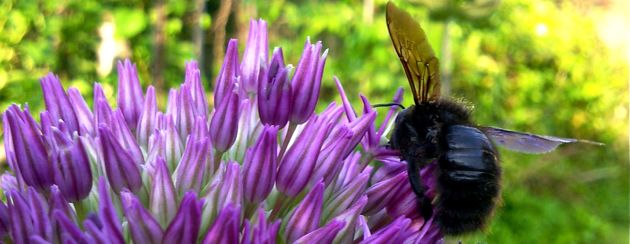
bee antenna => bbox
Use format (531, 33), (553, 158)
(372, 103), (405, 110)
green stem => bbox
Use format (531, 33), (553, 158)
(269, 193), (288, 220)
(74, 200), (90, 222)
(243, 201), (258, 220)
(213, 150), (224, 173)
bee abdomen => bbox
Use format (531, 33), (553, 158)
(436, 125), (501, 235)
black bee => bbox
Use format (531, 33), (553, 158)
(386, 2), (601, 235)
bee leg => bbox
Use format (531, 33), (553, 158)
(407, 161), (433, 220)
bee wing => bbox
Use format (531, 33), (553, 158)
(481, 126), (603, 154)
(386, 2), (441, 104)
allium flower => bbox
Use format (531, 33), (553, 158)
(0, 19), (444, 243)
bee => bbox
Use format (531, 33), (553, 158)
(385, 1), (601, 235)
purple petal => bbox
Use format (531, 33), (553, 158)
(163, 192), (202, 244)
(209, 79), (240, 152)
(48, 186), (75, 223)
(175, 84), (196, 140)
(285, 181), (325, 243)
(364, 171), (408, 215)
(240, 19), (269, 95)
(27, 187), (51, 240)
(98, 125), (142, 193)
(121, 191), (164, 244)
(411, 217), (444, 244)
(174, 136), (210, 194)
(110, 110), (144, 165)
(2, 112), (24, 189)
(277, 116), (332, 196)
(164, 116), (185, 170)
(295, 220), (345, 244)
(8, 190), (34, 243)
(4, 105), (53, 190)
(97, 178), (125, 244)
(289, 39), (328, 124)
(332, 196), (368, 243)
(150, 157), (178, 227)
(324, 172), (369, 221)
(52, 137), (93, 202)
(184, 61), (208, 118)
(83, 217), (107, 244)
(67, 87), (95, 135)
(202, 204), (241, 244)
(214, 39), (239, 104)
(345, 111), (376, 157)
(0, 201), (8, 238)
(311, 126), (352, 186)
(215, 162), (242, 213)
(359, 216), (411, 244)
(242, 208), (280, 244)
(116, 59), (144, 130)
(93, 83), (113, 126)
(165, 89), (178, 119)
(242, 126), (278, 204)
(137, 86), (157, 150)
(334, 77), (357, 122)
(0, 173), (18, 193)
(333, 152), (362, 191)
(51, 210), (86, 243)
(190, 116), (209, 140)
(40, 73), (80, 133)
(258, 48), (291, 128)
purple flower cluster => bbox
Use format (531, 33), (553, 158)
(0, 19), (443, 243)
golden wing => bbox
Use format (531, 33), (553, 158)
(386, 1), (441, 104)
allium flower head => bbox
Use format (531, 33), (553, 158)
(0, 19), (443, 243)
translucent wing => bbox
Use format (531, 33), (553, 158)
(386, 2), (441, 104)
(481, 126), (603, 154)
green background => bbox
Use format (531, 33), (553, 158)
(0, 0), (627, 243)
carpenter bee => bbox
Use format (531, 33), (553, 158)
(385, 1), (601, 235)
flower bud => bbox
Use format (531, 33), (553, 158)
(98, 125), (142, 193)
(117, 59), (144, 130)
(40, 73), (80, 133)
(240, 19), (268, 96)
(289, 39), (328, 124)
(52, 137), (93, 202)
(137, 86), (157, 150)
(97, 178), (125, 244)
(364, 171), (408, 215)
(285, 180), (325, 243)
(67, 87), (94, 135)
(277, 116), (332, 196)
(174, 136), (210, 194)
(295, 220), (345, 244)
(4, 105), (53, 191)
(184, 61), (208, 118)
(209, 79), (240, 152)
(242, 126), (278, 204)
(214, 39), (239, 104)
(150, 157), (178, 227)
(360, 216), (411, 244)
(163, 192), (202, 244)
(202, 204), (241, 244)
(258, 48), (291, 128)
(121, 191), (164, 244)
(332, 196), (368, 243)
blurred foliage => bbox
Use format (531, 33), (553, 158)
(0, 0), (628, 243)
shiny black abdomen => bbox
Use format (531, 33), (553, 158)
(389, 100), (501, 235)
(436, 125), (501, 234)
